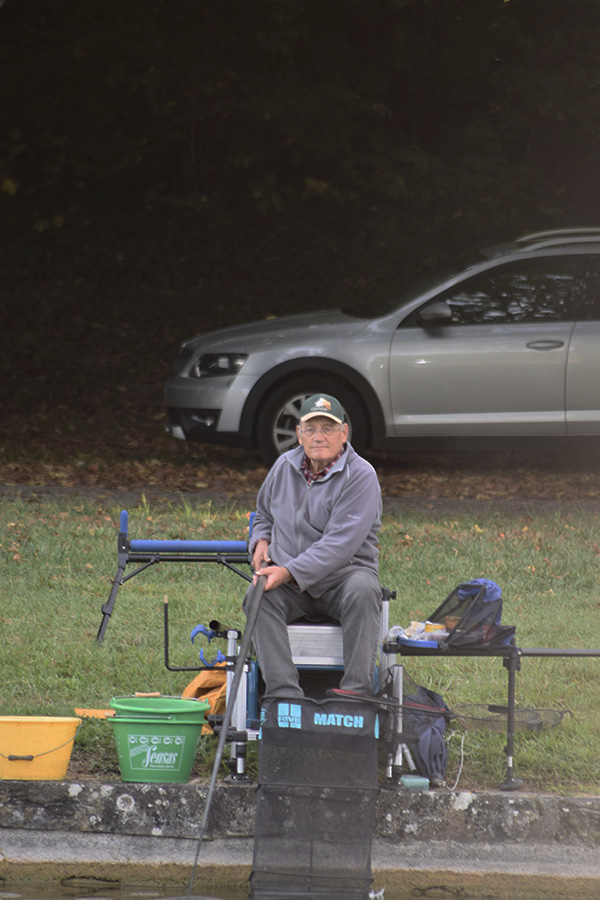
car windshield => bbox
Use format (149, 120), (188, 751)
(340, 248), (493, 318)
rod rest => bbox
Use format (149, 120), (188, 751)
(129, 538), (248, 554)
(120, 509), (249, 555)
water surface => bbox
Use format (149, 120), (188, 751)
(3, 881), (600, 900)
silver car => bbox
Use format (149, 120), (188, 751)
(165, 229), (600, 464)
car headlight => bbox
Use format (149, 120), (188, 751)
(190, 353), (247, 378)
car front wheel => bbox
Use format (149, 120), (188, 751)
(255, 378), (368, 466)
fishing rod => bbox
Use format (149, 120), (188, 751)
(186, 574), (266, 896)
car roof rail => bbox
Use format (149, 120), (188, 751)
(516, 227), (600, 245)
(517, 237), (600, 252)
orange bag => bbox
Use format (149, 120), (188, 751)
(182, 663), (227, 734)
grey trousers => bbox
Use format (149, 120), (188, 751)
(244, 567), (382, 698)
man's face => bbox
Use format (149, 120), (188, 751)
(297, 415), (349, 472)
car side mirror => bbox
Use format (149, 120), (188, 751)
(416, 301), (453, 326)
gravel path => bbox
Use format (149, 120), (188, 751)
(3, 481), (600, 517)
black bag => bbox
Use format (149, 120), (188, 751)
(428, 579), (516, 650)
(403, 684), (450, 783)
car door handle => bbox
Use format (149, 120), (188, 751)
(526, 341), (565, 351)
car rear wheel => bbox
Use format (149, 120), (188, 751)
(256, 378), (368, 466)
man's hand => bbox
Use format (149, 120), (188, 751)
(252, 538), (292, 589)
(252, 538), (271, 574)
(254, 564), (292, 591)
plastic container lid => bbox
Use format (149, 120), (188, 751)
(397, 636), (438, 649)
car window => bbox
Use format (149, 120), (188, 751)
(403, 258), (599, 326)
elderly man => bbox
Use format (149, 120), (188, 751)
(245, 393), (382, 699)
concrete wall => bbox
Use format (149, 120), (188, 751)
(2, 779), (600, 893)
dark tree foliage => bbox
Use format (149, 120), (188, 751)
(1, 0), (600, 415)
(0, 0), (600, 216)
(3, 0), (600, 227)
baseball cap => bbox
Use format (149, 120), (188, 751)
(299, 394), (344, 424)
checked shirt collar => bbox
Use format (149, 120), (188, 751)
(300, 444), (347, 485)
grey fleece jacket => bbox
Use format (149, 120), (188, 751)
(250, 442), (382, 597)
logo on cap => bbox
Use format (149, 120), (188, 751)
(300, 393), (344, 423)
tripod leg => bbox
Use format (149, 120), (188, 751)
(96, 562), (125, 643)
(97, 524), (129, 644)
(499, 651), (523, 791)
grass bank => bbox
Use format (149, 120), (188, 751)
(1, 494), (599, 794)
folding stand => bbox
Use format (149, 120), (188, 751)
(96, 510), (251, 643)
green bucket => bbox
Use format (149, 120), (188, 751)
(109, 698), (210, 783)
